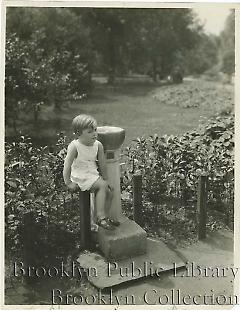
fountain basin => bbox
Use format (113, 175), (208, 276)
(97, 126), (125, 151)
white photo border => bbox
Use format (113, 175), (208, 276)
(1, 1), (239, 309)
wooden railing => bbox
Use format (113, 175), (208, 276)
(79, 191), (92, 249)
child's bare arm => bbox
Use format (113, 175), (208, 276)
(97, 142), (108, 181)
(63, 143), (77, 189)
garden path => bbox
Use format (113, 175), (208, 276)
(108, 229), (234, 305)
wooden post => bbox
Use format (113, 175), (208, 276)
(197, 175), (208, 240)
(22, 212), (38, 284)
(133, 174), (143, 226)
(79, 191), (91, 249)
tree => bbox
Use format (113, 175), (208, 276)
(5, 7), (93, 130)
(184, 33), (219, 75)
(74, 8), (202, 82)
(5, 31), (58, 128)
(73, 8), (130, 83)
(129, 9), (202, 81)
(219, 10), (235, 75)
(5, 33), (28, 132)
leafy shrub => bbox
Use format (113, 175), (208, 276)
(122, 113), (234, 228)
(5, 135), (80, 263)
(5, 113), (234, 260)
(152, 80), (233, 109)
(5, 30), (92, 130)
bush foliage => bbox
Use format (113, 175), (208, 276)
(121, 113), (234, 243)
(5, 134), (80, 263)
(123, 113), (234, 202)
(5, 113), (234, 257)
(5, 9), (93, 130)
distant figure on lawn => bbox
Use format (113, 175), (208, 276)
(63, 114), (120, 230)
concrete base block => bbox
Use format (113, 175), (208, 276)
(97, 217), (147, 260)
(77, 238), (186, 289)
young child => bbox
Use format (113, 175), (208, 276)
(63, 114), (120, 230)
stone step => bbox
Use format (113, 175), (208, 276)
(97, 217), (147, 260)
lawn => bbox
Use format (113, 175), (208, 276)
(5, 76), (234, 149)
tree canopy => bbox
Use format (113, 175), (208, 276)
(72, 8), (202, 81)
(219, 10), (235, 75)
(5, 7), (233, 131)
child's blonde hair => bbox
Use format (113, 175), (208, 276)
(72, 114), (97, 135)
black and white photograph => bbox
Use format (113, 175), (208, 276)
(2, 1), (239, 307)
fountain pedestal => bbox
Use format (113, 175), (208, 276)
(97, 126), (147, 259)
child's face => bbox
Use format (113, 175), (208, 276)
(80, 126), (98, 145)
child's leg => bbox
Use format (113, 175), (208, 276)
(105, 186), (120, 226)
(105, 186), (113, 216)
(91, 178), (116, 230)
(90, 178), (109, 220)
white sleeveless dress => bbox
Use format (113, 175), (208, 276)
(70, 139), (100, 191)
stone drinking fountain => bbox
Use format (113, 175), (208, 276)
(77, 126), (185, 290)
(96, 126), (147, 260)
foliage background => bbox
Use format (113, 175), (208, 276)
(4, 7), (235, 305)
(5, 8), (234, 136)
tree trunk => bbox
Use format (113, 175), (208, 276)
(12, 117), (17, 135)
(152, 59), (157, 82)
(107, 68), (115, 85)
(33, 105), (40, 123)
(54, 99), (61, 111)
(107, 28), (116, 85)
